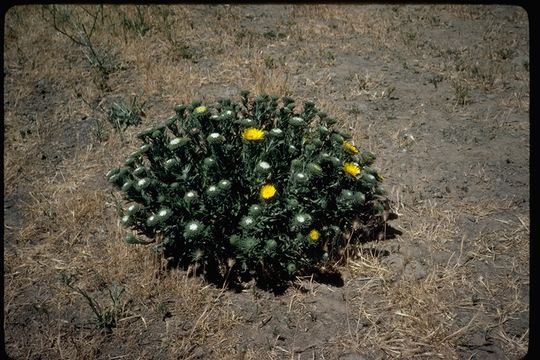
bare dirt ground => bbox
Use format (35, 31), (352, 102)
(4, 5), (529, 359)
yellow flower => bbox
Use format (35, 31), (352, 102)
(343, 141), (359, 154)
(194, 106), (207, 113)
(343, 162), (361, 177)
(309, 229), (320, 241)
(242, 127), (265, 141)
(260, 184), (277, 200)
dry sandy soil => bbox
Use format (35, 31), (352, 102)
(4, 4), (529, 359)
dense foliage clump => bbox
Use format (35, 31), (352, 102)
(107, 92), (388, 287)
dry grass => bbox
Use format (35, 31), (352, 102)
(333, 195), (529, 358)
(4, 4), (528, 359)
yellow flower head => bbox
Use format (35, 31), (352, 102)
(242, 127), (265, 141)
(194, 106), (207, 113)
(309, 229), (320, 241)
(343, 162), (361, 177)
(260, 183), (277, 200)
(343, 141), (359, 154)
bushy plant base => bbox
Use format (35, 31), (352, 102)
(107, 92), (390, 288)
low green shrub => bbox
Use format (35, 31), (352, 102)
(107, 92), (389, 287)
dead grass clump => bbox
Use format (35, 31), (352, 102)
(247, 60), (290, 95)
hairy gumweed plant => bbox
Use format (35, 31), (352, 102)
(107, 92), (389, 287)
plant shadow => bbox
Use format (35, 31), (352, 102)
(166, 214), (402, 295)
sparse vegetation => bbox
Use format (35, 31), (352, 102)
(452, 79), (471, 106)
(107, 95), (146, 132)
(4, 4), (529, 359)
(121, 5), (151, 38)
(44, 5), (121, 76)
(61, 273), (127, 333)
